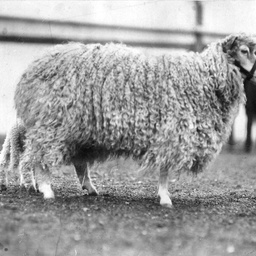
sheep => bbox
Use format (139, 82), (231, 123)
(1, 33), (256, 208)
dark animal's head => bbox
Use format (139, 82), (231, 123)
(222, 33), (256, 80)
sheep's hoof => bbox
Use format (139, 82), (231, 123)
(27, 185), (40, 194)
(82, 184), (99, 196)
(158, 194), (173, 208)
(38, 183), (55, 199)
(35, 183), (40, 193)
(88, 191), (99, 196)
(160, 202), (173, 208)
(82, 185), (99, 196)
(159, 196), (173, 208)
(43, 194), (55, 200)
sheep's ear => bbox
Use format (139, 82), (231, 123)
(222, 34), (239, 53)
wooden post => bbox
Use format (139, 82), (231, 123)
(194, 1), (203, 52)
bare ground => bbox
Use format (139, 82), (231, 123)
(1, 141), (256, 256)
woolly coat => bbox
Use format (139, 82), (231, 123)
(14, 41), (243, 174)
(0, 121), (25, 186)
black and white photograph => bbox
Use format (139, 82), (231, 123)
(1, 1), (256, 255)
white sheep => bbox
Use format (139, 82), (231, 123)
(1, 33), (256, 208)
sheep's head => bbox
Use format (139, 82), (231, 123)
(222, 33), (256, 80)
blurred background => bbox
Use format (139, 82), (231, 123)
(0, 0), (256, 147)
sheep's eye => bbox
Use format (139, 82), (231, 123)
(241, 49), (248, 54)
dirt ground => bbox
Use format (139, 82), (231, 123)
(1, 142), (256, 256)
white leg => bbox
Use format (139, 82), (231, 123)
(0, 134), (11, 190)
(38, 182), (54, 199)
(36, 165), (55, 199)
(157, 164), (173, 208)
(19, 167), (24, 187)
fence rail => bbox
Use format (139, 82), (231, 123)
(0, 15), (228, 51)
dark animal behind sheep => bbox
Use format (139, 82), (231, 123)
(244, 78), (256, 152)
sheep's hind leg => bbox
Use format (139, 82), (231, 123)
(0, 165), (8, 191)
(36, 164), (55, 199)
(0, 134), (11, 191)
(157, 164), (173, 208)
(19, 146), (41, 194)
(19, 152), (37, 193)
(73, 162), (98, 196)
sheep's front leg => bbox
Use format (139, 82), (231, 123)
(158, 164), (173, 208)
(73, 163), (98, 196)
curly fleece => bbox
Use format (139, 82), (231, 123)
(14, 36), (244, 178)
(0, 121), (25, 187)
